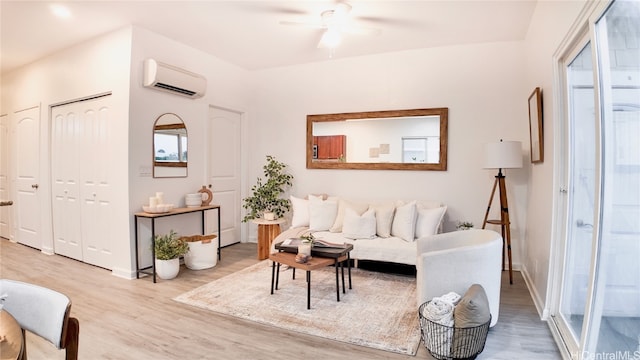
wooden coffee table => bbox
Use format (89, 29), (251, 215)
(270, 242), (353, 309)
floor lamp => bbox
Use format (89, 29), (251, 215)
(482, 140), (522, 285)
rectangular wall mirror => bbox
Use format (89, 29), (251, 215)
(307, 108), (448, 170)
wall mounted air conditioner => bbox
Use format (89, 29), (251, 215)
(143, 59), (207, 98)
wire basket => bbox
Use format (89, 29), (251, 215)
(418, 301), (491, 360)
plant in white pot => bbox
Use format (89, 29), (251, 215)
(242, 155), (293, 222)
(154, 230), (189, 280)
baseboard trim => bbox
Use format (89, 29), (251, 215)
(520, 264), (546, 320)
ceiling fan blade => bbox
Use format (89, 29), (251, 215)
(279, 20), (325, 29)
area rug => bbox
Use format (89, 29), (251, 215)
(174, 261), (421, 355)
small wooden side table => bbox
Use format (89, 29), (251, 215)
(252, 218), (286, 260)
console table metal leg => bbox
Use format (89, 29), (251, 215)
(151, 218), (156, 283)
(217, 208), (221, 260)
(134, 216), (140, 279)
(341, 260), (346, 294)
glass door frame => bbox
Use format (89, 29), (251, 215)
(548, 1), (612, 358)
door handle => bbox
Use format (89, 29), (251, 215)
(31, 184), (39, 189)
(0, 201), (13, 206)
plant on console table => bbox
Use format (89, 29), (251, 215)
(242, 155), (293, 222)
(154, 230), (189, 280)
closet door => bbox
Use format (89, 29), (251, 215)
(51, 108), (83, 260)
(51, 95), (113, 268)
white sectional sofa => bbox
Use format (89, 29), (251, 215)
(270, 195), (447, 266)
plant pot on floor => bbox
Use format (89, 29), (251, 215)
(181, 234), (218, 270)
(155, 258), (180, 279)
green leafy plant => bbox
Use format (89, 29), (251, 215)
(154, 230), (189, 260)
(242, 155), (293, 222)
(456, 221), (474, 230)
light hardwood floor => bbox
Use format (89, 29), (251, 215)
(0, 240), (561, 359)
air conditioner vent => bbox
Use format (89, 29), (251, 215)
(154, 82), (197, 97)
(143, 59), (206, 99)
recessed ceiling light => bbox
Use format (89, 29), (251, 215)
(50, 4), (72, 19)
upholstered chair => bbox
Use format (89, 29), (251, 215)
(416, 229), (502, 327)
(0, 279), (80, 360)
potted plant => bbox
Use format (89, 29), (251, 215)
(456, 221), (474, 231)
(242, 155), (293, 222)
(153, 230), (189, 279)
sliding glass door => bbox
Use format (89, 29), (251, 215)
(553, 0), (640, 358)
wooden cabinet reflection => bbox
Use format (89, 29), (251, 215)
(313, 135), (346, 161)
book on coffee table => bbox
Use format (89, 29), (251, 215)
(281, 238), (347, 249)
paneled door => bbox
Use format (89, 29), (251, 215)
(51, 95), (114, 269)
(207, 106), (242, 247)
(14, 106), (41, 249)
(0, 114), (11, 239)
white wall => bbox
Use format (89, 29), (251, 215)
(522, 0), (587, 315)
(250, 41), (530, 268)
(0, 27), (133, 274)
(128, 26), (251, 274)
(1, 25), (251, 279)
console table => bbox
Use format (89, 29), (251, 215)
(134, 205), (221, 283)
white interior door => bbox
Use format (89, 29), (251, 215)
(0, 114), (11, 239)
(14, 106), (41, 249)
(207, 106), (242, 247)
(51, 95), (113, 268)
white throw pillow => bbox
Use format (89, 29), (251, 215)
(370, 203), (395, 238)
(290, 195), (310, 228)
(415, 205), (447, 238)
(391, 201), (418, 242)
(342, 208), (377, 239)
(330, 199), (369, 232)
(309, 196), (339, 231)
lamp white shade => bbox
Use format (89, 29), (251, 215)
(484, 141), (523, 169)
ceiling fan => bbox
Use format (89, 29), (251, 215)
(279, 2), (380, 49)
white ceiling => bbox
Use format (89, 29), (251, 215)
(0, 1), (537, 74)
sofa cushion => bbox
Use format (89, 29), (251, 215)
(330, 199), (369, 233)
(370, 202), (395, 238)
(391, 201), (417, 242)
(290, 195), (310, 228)
(342, 208), (376, 239)
(309, 196), (339, 231)
(415, 205), (447, 238)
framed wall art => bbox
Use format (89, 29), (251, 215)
(528, 87), (544, 163)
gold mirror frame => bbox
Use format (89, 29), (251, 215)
(153, 113), (188, 178)
(307, 108), (448, 170)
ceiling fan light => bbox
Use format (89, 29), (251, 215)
(320, 29), (342, 48)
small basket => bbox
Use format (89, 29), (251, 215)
(179, 234), (217, 244)
(418, 301), (490, 360)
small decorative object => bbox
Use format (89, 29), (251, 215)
(528, 87), (544, 164)
(456, 221), (474, 231)
(185, 193), (202, 207)
(153, 230), (189, 280)
(198, 185), (213, 206)
(295, 253), (310, 263)
(242, 155), (293, 222)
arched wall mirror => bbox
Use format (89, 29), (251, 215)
(153, 113), (188, 178)
(307, 108), (448, 170)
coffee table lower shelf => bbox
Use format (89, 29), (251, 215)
(269, 251), (350, 309)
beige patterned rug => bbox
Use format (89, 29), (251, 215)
(174, 260), (421, 355)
